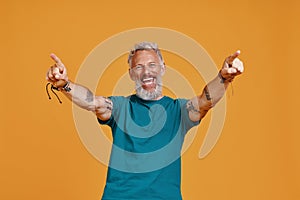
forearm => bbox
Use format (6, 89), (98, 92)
(188, 50), (243, 121)
(205, 73), (230, 106)
(197, 73), (230, 117)
(46, 53), (112, 119)
(201, 49), (243, 108)
(61, 81), (97, 112)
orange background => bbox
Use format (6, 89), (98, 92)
(1, 0), (300, 199)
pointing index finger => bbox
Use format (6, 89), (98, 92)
(50, 53), (62, 64)
(227, 50), (241, 64)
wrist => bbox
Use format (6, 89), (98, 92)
(218, 70), (234, 83)
(60, 81), (72, 92)
(52, 80), (71, 92)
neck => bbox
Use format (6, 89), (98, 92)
(153, 95), (164, 100)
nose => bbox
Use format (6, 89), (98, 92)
(143, 65), (151, 74)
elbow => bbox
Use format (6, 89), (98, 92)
(198, 96), (213, 119)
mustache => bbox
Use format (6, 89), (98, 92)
(135, 76), (163, 87)
(141, 74), (155, 80)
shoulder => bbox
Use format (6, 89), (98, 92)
(107, 95), (137, 110)
(109, 95), (132, 103)
(171, 97), (190, 107)
(158, 96), (190, 111)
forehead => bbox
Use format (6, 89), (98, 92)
(131, 50), (160, 65)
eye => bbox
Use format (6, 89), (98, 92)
(134, 65), (143, 70)
(148, 63), (157, 68)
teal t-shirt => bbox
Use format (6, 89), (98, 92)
(98, 95), (200, 200)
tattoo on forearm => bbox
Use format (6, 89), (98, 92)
(186, 100), (200, 113)
(85, 90), (94, 102)
(204, 86), (212, 101)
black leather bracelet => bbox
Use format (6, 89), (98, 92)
(51, 81), (71, 92)
(62, 81), (71, 92)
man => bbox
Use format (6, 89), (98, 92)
(46, 42), (243, 199)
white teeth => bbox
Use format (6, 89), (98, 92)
(142, 77), (155, 85)
(142, 78), (154, 82)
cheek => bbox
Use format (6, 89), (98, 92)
(154, 69), (162, 76)
(130, 71), (141, 81)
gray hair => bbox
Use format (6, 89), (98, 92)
(127, 41), (164, 67)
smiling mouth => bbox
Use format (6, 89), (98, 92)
(142, 77), (155, 85)
(140, 77), (157, 90)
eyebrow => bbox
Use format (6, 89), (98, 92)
(135, 61), (157, 66)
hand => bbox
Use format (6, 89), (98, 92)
(220, 50), (244, 82)
(46, 53), (69, 88)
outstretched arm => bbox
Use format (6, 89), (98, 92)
(46, 53), (112, 121)
(187, 50), (244, 121)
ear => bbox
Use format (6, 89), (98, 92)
(160, 63), (166, 76)
(128, 68), (135, 81)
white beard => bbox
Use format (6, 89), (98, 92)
(135, 76), (163, 100)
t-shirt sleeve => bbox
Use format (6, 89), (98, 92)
(178, 98), (201, 132)
(97, 115), (114, 126)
